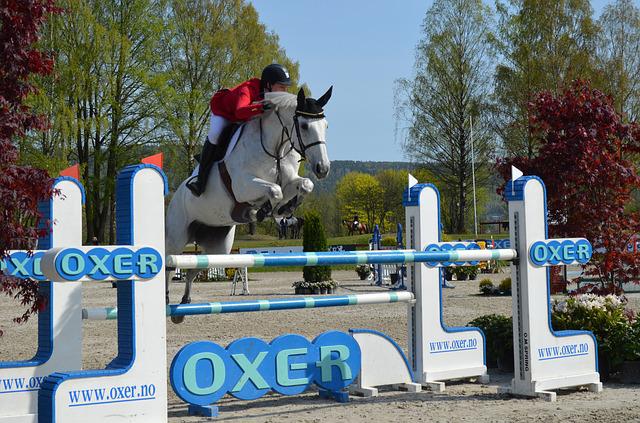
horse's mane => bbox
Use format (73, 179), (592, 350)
(264, 91), (297, 111)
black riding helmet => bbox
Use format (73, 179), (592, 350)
(261, 63), (291, 91)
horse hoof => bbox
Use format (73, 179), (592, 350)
(171, 315), (185, 324)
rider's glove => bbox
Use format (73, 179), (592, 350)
(261, 99), (274, 111)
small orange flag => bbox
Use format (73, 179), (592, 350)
(59, 164), (80, 180)
(141, 152), (163, 169)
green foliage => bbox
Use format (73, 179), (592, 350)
(335, 172), (383, 230)
(492, 0), (600, 158)
(381, 236), (397, 247)
(498, 277), (511, 293)
(27, 0), (298, 243)
(396, 0), (494, 234)
(552, 294), (640, 375)
(302, 211), (331, 283)
(597, 0), (640, 122)
(479, 278), (494, 295)
(467, 314), (513, 367)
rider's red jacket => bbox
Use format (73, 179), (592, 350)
(210, 78), (264, 122)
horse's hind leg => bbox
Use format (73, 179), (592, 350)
(169, 268), (199, 324)
(170, 224), (236, 324)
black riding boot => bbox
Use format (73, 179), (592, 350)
(187, 140), (220, 196)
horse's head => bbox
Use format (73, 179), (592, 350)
(293, 87), (332, 179)
(262, 88), (332, 179)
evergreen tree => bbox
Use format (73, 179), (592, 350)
(302, 211), (331, 283)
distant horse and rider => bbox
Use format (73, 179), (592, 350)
(165, 62), (333, 323)
(343, 215), (368, 235)
(276, 215), (304, 239)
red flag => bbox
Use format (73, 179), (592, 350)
(141, 152), (163, 169)
(59, 164), (80, 180)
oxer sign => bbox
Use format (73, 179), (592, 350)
(41, 246), (163, 281)
(529, 238), (592, 266)
(170, 331), (361, 407)
(0, 251), (47, 280)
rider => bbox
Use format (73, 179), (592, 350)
(352, 214), (359, 232)
(187, 63), (292, 196)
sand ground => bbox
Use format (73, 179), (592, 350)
(1, 270), (640, 422)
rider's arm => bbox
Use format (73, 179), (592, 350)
(232, 85), (264, 121)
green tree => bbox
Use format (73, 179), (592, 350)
(492, 0), (600, 158)
(303, 211), (331, 283)
(397, 0), (494, 234)
(375, 169), (408, 231)
(335, 172), (383, 230)
(596, 0), (640, 122)
(155, 0), (300, 181)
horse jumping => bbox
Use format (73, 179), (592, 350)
(164, 88), (332, 322)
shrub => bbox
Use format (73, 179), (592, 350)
(468, 314), (513, 368)
(479, 279), (494, 295)
(381, 236), (397, 246)
(552, 294), (638, 377)
(303, 211), (331, 283)
(498, 277), (511, 293)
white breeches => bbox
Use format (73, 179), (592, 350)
(207, 113), (230, 145)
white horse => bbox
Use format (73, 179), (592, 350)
(166, 87), (333, 322)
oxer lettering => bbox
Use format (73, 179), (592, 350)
(529, 239), (592, 266)
(170, 331), (361, 407)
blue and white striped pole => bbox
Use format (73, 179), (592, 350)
(82, 291), (415, 320)
(166, 248), (517, 269)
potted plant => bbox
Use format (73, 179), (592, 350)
(292, 281), (312, 295)
(355, 264), (371, 280)
(479, 279), (495, 295)
(453, 267), (468, 281)
(467, 265), (479, 280)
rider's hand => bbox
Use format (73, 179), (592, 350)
(260, 99), (274, 111)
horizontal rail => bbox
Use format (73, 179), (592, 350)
(82, 291), (415, 320)
(166, 249), (517, 269)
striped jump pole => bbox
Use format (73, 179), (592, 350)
(166, 248), (517, 269)
(82, 291), (415, 320)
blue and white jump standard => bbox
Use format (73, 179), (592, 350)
(38, 165), (169, 423)
(0, 177), (84, 423)
(23, 165), (602, 422)
(499, 175), (602, 401)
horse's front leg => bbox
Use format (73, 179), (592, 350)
(274, 176), (314, 217)
(232, 174), (283, 220)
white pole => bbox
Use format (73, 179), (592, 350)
(471, 115), (478, 237)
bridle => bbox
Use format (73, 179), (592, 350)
(259, 107), (325, 185)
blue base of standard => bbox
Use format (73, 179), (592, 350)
(318, 388), (350, 403)
(188, 404), (219, 418)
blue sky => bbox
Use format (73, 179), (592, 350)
(251, 0), (614, 162)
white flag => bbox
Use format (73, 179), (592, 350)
(511, 166), (523, 192)
(408, 173), (418, 201)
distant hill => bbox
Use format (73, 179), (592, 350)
(305, 160), (417, 194)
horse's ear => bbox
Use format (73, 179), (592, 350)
(297, 87), (306, 108)
(316, 86), (333, 108)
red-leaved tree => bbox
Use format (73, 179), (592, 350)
(497, 80), (640, 290)
(0, 0), (60, 334)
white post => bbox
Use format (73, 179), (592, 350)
(499, 172), (602, 401)
(404, 182), (488, 392)
(39, 165), (168, 422)
(0, 177), (84, 423)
